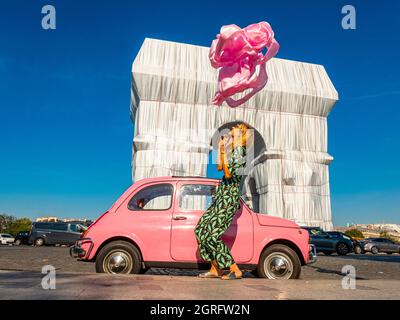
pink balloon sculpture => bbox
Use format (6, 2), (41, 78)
(209, 21), (280, 107)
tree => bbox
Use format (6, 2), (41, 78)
(345, 228), (364, 239)
(7, 218), (32, 236)
(379, 231), (396, 242)
(0, 214), (15, 232)
(0, 214), (32, 236)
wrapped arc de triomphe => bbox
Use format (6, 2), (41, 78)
(130, 38), (338, 230)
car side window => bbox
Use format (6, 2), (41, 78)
(128, 183), (173, 211)
(49, 224), (68, 231)
(309, 228), (324, 236)
(35, 223), (50, 229)
(178, 184), (216, 211)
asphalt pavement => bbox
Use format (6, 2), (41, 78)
(1, 245), (400, 299)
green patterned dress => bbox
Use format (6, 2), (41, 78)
(194, 145), (247, 269)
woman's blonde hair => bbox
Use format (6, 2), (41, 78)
(233, 123), (251, 147)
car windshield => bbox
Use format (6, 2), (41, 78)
(1, 234), (12, 238)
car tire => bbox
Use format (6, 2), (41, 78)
(139, 267), (149, 274)
(323, 251), (333, 255)
(95, 240), (142, 274)
(257, 244), (301, 279)
(371, 246), (379, 254)
(14, 239), (21, 246)
(34, 238), (45, 247)
(250, 269), (259, 278)
(336, 242), (350, 256)
(354, 245), (363, 254)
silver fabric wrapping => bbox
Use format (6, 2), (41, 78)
(131, 38), (338, 230)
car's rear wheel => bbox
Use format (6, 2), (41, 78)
(34, 237), (44, 247)
(371, 246), (379, 254)
(354, 245), (363, 254)
(95, 241), (142, 274)
(257, 244), (301, 279)
(336, 242), (350, 256)
(14, 239), (21, 246)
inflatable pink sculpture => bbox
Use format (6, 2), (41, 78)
(209, 21), (280, 108)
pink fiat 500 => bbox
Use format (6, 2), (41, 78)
(71, 176), (316, 279)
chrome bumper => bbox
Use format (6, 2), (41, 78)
(69, 237), (93, 259)
(308, 244), (317, 264)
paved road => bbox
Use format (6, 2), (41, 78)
(1, 245), (400, 280)
(1, 245), (400, 299)
(1, 270), (399, 300)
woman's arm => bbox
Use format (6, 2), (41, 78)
(217, 138), (232, 178)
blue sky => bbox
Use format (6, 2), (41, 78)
(0, 0), (399, 226)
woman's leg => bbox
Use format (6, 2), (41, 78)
(208, 185), (242, 279)
(206, 212), (236, 270)
(195, 203), (222, 276)
(200, 186), (241, 269)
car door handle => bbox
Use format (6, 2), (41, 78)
(173, 216), (187, 220)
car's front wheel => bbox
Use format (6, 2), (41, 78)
(371, 246), (379, 254)
(336, 242), (350, 256)
(95, 241), (142, 274)
(14, 239), (21, 246)
(257, 244), (301, 279)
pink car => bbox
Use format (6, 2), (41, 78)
(71, 176), (316, 279)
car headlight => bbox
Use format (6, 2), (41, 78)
(343, 236), (351, 240)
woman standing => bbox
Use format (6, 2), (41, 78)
(194, 123), (250, 280)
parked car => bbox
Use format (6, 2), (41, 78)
(303, 227), (353, 255)
(29, 222), (86, 246)
(71, 176), (317, 279)
(14, 231), (30, 245)
(0, 233), (15, 245)
(360, 238), (400, 254)
(327, 231), (364, 254)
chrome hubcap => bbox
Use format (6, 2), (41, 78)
(264, 253), (293, 279)
(104, 250), (132, 274)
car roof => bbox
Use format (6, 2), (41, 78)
(129, 176), (221, 192)
(133, 176), (220, 184)
(110, 176), (245, 213)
